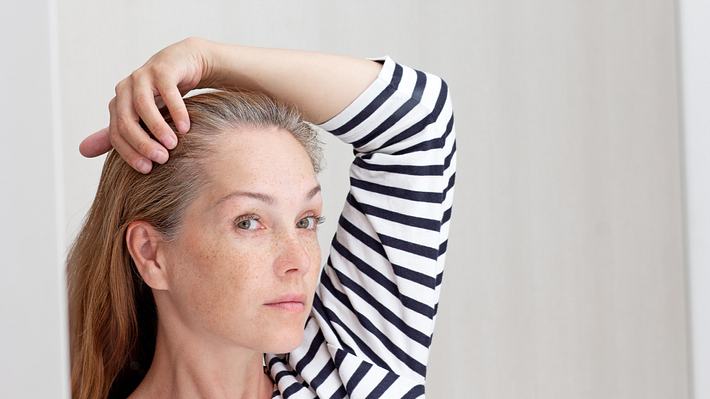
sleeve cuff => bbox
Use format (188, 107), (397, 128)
(315, 55), (397, 134)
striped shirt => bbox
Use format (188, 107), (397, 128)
(265, 55), (457, 399)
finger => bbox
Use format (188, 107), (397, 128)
(111, 131), (153, 174)
(114, 81), (169, 164)
(108, 97), (152, 173)
(156, 81), (190, 135)
(79, 127), (112, 157)
(132, 77), (178, 150)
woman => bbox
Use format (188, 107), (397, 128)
(70, 37), (456, 398)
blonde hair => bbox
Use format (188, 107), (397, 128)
(66, 90), (322, 399)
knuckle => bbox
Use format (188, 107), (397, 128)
(114, 115), (127, 129)
(133, 93), (151, 110)
(148, 121), (167, 138)
(115, 116), (133, 135)
(145, 62), (159, 72)
(144, 120), (158, 135)
(136, 140), (152, 156)
(146, 63), (167, 78)
(129, 69), (143, 81)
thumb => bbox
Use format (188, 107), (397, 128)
(79, 127), (112, 157)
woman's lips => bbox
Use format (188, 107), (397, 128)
(265, 301), (305, 312)
(264, 294), (306, 312)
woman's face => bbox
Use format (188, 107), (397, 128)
(160, 125), (323, 353)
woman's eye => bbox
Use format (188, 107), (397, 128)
(298, 215), (326, 230)
(234, 215), (261, 231)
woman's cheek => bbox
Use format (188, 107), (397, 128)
(305, 235), (322, 270)
(172, 237), (240, 310)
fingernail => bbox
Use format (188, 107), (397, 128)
(152, 148), (169, 164)
(165, 134), (177, 149)
(137, 159), (152, 174)
(177, 121), (189, 133)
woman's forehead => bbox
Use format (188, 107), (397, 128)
(209, 126), (315, 175)
(191, 127), (320, 209)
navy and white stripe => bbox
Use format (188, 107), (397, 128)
(265, 55), (457, 399)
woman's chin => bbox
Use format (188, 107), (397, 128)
(261, 329), (306, 354)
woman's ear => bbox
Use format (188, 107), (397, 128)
(125, 221), (170, 290)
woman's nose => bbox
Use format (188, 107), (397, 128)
(272, 232), (312, 277)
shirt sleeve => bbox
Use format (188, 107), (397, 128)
(267, 55), (456, 399)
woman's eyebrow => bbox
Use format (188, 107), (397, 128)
(215, 184), (321, 206)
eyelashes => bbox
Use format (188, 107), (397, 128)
(233, 214), (326, 231)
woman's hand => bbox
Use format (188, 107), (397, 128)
(80, 37), (215, 173)
(81, 38), (381, 174)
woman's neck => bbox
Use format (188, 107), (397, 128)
(128, 321), (275, 399)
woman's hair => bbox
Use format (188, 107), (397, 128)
(66, 90), (323, 399)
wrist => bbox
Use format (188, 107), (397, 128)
(193, 38), (231, 89)
(199, 39), (255, 91)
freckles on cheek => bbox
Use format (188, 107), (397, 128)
(182, 238), (272, 322)
(174, 236), (229, 310)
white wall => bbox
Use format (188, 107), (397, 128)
(1, 1), (697, 398)
(0, 0), (69, 398)
(677, 0), (710, 398)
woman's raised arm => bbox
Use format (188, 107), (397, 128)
(205, 40), (382, 125)
(80, 37), (381, 173)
